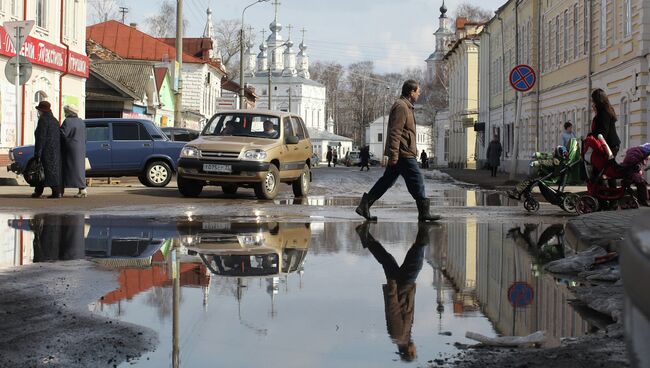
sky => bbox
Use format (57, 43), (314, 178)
(90, 0), (508, 74)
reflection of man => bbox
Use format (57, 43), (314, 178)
(356, 223), (433, 362)
(263, 120), (278, 138)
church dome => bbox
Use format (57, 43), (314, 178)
(440, 1), (448, 17)
(270, 21), (282, 33)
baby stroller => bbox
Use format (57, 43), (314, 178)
(576, 135), (640, 214)
(507, 139), (582, 213)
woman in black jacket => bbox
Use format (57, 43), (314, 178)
(591, 88), (621, 155)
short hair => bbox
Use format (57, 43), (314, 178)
(564, 122), (573, 129)
(401, 79), (419, 97)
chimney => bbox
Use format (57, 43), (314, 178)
(129, 23), (138, 29)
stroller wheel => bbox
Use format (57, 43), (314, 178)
(524, 197), (540, 212)
(576, 195), (599, 214)
(619, 195), (639, 210)
(562, 193), (580, 213)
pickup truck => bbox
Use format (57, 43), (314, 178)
(7, 119), (186, 187)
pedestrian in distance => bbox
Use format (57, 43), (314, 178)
(355, 80), (440, 222)
(561, 122), (576, 149)
(420, 150), (428, 169)
(360, 146), (371, 171)
(32, 101), (63, 199)
(591, 88), (621, 188)
(61, 105), (88, 198)
(326, 147), (332, 167)
(332, 150), (338, 167)
(486, 135), (503, 177)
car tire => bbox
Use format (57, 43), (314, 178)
(221, 184), (238, 195)
(254, 164), (280, 200)
(177, 175), (203, 197)
(292, 164), (310, 197)
(144, 160), (172, 187)
(138, 175), (152, 187)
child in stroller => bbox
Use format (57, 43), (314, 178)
(507, 138), (582, 212)
(576, 135), (650, 214)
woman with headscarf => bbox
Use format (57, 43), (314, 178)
(32, 101), (62, 198)
(61, 104), (88, 198)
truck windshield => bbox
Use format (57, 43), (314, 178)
(203, 113), (281, 139)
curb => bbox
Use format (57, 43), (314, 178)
(564, 209), (642, 252)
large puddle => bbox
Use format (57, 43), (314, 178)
(0, 214), (598, 367)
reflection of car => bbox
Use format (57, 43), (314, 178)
(344, 150), (380, 167)
(161, 127), (200, 142)
(177, 221), (310, 277)
(176, 109), (313, 200)
(7, 119), (186, 187)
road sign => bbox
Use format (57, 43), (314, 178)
(5, 55), (32, 85)
(509, 64), (536, 92)
(507, 281), (534, 308)
(3, 20), (34, 52)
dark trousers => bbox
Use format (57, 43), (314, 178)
(491, 166), (498, 177)
(34, 185), (61, 196)
(366, 240), (425, 284)
(368, 157), (426, 201)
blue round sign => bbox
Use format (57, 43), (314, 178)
(507, 281), (534, 308)
(509, 64), (536, 92)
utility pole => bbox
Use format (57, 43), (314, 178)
(174, 0), (183, 128)
(118, 7), (128, 23)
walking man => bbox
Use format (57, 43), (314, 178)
(326, 147), (332, 167)
(61, 105), (88, 198)
(355, 80), (440, 222)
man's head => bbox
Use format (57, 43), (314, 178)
(263, 120), (274, 132)
(401, 79), (421, 104)
(564, 121), (573, 132)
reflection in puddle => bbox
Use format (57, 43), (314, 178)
(1, 214), (598, 367)
(275, 190), (518, 207)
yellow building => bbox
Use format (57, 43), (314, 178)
(478, 0), (648, 173)
(445, 19), (483, 168)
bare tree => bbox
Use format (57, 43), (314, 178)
(454, 2), (493, 23)
(146, 0), (188, 38)
(310, 61), (344, 121)
(88, 0), (119, 24)
(215, 19), (243, 68)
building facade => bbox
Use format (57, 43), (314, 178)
(0, 0), (89, 153)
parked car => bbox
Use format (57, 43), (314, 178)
(7, 119), (186, 187)
(161, 127), (200, 142)
(176, 109), (313, 200)
(344, 150), (380, 167)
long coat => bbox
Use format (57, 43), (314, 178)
(34, 111), (62, 188)
(384, 97), (419, 161)
(60, 114), (86, 188)
(486, 140), (503, 168)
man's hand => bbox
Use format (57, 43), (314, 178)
(388, 159), (398, 166)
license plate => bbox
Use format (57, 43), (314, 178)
(203, 163), (232, 173)
(202, 222), (230, 231)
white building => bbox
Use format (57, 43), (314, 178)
(243, 4), (326, 130)
(425, 0), (454, 84)
(365, 111), (434, 162)
(0, 0), (89, 154)
(434, 109), (450, 167)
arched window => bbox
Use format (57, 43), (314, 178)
(34, 91), (47, 104)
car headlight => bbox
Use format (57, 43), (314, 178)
(243, 150), (267, 160)
(181, 146), (200, 158)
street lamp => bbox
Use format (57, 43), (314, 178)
(239, 0), (270, 110)
(382, 86), (391, 162)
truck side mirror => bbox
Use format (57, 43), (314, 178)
(286, 135), (299, 145)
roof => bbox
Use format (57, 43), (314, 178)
(221, 77), (257, 100)
(307, 128), (353, 142)
(246, 74), (325, 88)
(87, 20), (205, 64)
(444, 35), (481, 60)
(154, 67), (168, 91)
(160, 38), (213, 59)
(91, 60), (155, 100)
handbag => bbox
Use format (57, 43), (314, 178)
(84, 157), (92, 171)
(24, 158), (45, 186)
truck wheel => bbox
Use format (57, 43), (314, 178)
(254, 165), (280, 200)
(177, 175), (203, 197)
(292, 164), (310, 197)
(144, 160), (172, 187)
(221, 184), (238, 195)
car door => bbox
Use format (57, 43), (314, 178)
(111, 122), (154, 172)
(281, 116), (301, 176)
(85, 122), (111, 173)
(291, 116), (311, 169)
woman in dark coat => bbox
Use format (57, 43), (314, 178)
(61, 105), (87, 198)
(486, 135), (503, 177)
(33, 101), (62, 198)
(591, 88), (621, 155)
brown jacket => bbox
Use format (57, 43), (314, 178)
(384, 97), (419, 161)
(383, 280), (416, 345)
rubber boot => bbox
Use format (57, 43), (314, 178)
(416, 198), (441, 222)
(355, 192), (377, 221)
(355, 222), (380, 248)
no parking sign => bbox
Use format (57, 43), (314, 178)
(509, 64), (536, 92)
(507, 281), (534, 308)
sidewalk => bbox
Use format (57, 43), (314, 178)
(564, 208), (647, 252)
(438, 167), (527, 189)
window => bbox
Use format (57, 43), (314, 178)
(86, 125), (109, 141)
(584, 0), (589, 55)
(573, 4), (578, 58)
(291, 117), (305, 139)
(113, 123), (141, 140)
(548, 20), (552, 68)
(555, 16), (560, 65)
(36, 0), (47, 29)
(600, 0), (607, 48)
(378, 133), (382, 142)
(623, 0), (631, 38)
(283, 117), (294, 137)
(563, 10), (568, 63)
(34, 91), (47, 104)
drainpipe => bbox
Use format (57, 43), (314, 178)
(20, 0), (27, 144)
(484, 30), (491, 140)
(59, 0), (70, 123)
(536, 0), (542, 151)
(498, 15), (505, 158)
(587, 0), (593, 121)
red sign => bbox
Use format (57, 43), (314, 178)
(509, 64), (536, 92)
(0, 26), (89, 78)
(507, 281), (534, 308)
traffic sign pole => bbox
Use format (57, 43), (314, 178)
(508, 65), (536, 180)
(510, 92), (523, 181)
(15, 26), (21, 147)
